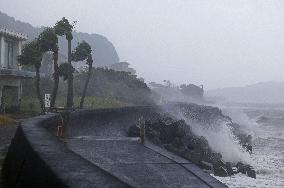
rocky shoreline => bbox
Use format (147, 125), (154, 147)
(128, 103), (256, 178)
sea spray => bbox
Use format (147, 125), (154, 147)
(162, 103), (252, 163)
(186, 119), (251, 163)
(221, 107), (260, 138)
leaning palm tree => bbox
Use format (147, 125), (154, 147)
(58, 62), (75, 86)
(38, 27), (59, 109)
(17, 40), (45, 112)
(54, 17), (74, 109)
(71, 41), (93, 108)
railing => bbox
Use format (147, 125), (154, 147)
(0, 68), (35, 78)
(0, 28), (28, 40)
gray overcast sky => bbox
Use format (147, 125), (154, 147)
(1, 0), (283, 89)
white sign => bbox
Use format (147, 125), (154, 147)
(45, 94), (51, 108)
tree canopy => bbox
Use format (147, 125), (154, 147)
(17, 40), (42, 69)
(72, 41), (92, 62)
(58, 63), (75, 81)
(54, 17), (74, 40)
(38, 27), (58, 52)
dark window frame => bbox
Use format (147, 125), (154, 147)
(5, 39), (14, 69)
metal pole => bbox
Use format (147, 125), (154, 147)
(139, 117), (145, 144)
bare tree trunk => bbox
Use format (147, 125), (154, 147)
(35, 67), (45, 112)
(66, 38), (74, 109)
(50, 49), (59, 109)
(79, 62), (92, 109)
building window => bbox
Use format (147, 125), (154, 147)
(5, 40), (14, 68)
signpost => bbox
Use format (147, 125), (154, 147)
(45, 94), (51, 108)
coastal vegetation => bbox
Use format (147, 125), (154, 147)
(38, 27), (59, 109)
(17, 40), (45, 112)
(71, 41), (93, 108)
(19, 67), (153, 113)
(17, 17), (96, 111)
(14, 16), (152, 113)
(54, 17), (75, 108)
(150, 80), (204, 103)
(19, 96), (126, 114)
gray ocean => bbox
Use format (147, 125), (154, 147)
(213, 104), (284, 188)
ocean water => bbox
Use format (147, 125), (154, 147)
(213, 104), (284, 188)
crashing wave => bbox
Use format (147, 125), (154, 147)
(128, 103), (256, 178)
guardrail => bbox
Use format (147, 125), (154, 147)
(0, 68), (35, 78)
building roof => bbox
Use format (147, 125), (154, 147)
(0, 28), (28, 41)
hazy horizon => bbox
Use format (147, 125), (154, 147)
(1, 0), (283, 90)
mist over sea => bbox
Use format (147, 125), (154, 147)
(213, 103), (284, 188)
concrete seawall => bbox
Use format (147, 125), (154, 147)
(1, 114), (130, 188)
(1, 106), (228, 188)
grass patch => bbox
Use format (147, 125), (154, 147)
(58, 96), (127, 109)
(20, 96), (41, 114)
(20, 96), (128, 114)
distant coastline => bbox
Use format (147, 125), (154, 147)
(206, 81), (284, 104)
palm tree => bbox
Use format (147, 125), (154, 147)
(54, 17), (74, 109)
(58, 62), (75, 83)
(17, 40), (45, 112)
(71, 41), (93, 108)
(38, 27), (59, 109)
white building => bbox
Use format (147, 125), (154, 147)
(110, 61), (136, 75)
(0, 28), (34, 110)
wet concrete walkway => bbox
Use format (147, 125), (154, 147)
(67, 136), (227, 188)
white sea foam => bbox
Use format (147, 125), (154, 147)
(213, 148), (284, 188)
(213, 172), (284, 188)
(164, 103), (283, 187)
(211, 106), (284, 188)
